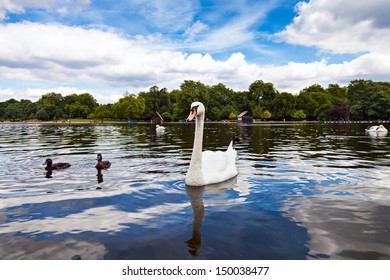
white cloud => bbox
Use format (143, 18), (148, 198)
(0, 88), (17, 99)
(25, 87), (124, 104)
(276, 0), (390, 54)
(185, 16), (258, 52)
(258, 52), (390, 93)
(1, 9), (390, 105)
(0, 0), (91, 20)
(0, 21), (265, 102)
(181, 0), (276, 53)
(125, 0), (198, 32)
(269, 0), (390, 92)
(265, 0), (390, 92)
(184, 20), (208, 42)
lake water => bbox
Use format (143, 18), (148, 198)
(0, 122), (389, 260)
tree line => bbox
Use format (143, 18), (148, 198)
(1, 79), (389, 122)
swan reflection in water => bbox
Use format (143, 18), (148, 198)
(185, 176), (237, 257)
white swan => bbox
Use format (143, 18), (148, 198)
(365, 124), (388, 138)
(156, 124), (166, 134)
(185, 101), (238, 186)
(365, 124), (388, 133)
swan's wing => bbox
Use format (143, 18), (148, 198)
(226, 140), (237, 164)
(202, 141), (238, 184)
(202, 150), (229, 173)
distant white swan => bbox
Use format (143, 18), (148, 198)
(156, 124), (166, 134)
(365, 124), (388, 134)
(185, 101), (238, 186)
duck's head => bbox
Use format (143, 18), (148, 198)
(96, 153), (102, 162)
(187, 101), (205, 121)
(43, 158), (52, 166)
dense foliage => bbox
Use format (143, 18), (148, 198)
(1, 79), (389, 122)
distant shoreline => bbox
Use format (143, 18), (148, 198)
(1, 120), (128, 125)
(1, 120), (389, 125)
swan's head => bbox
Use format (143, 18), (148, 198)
(187, 102), (205, 121)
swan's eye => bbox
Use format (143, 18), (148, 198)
(191, 105), (199, 113)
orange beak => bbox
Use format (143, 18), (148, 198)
(187, 108), (197, 121)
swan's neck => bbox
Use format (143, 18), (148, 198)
(187, 113), (204, 183)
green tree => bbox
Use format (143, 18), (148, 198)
(38, 104), (59, 120)
(261, 110), (272, 120)
(229, 112), (237, 120)
(348, 79), (390, 120)
(20, 99), (37, 119)
(296, 92), (318, 120)
(77, 93), (98, 110)
(312, 92), (332, 120)
(36, 108), (50, 121)
(252, 105), (264, 119)
(139, 86), (172, 120)
(161, 111), (172, 121)
(327, 84), (349, 121)
(327, 84), (348, 99)
(209, 107), (222, 120)
(220, 104), (236, 120)
(93, 104), (113, 121)
(36, 92), (65, 120)
(329, 105), (349, 121)
(67, 102), (91, 118)
(272, 92), (296, 120)
(348, 80), (373, 120)
(2, 79), (389, 123)
(112, 93), (145, 120)
(296, 84), (334, 120)
(172, 80), (209, 121)
(367, 90), (390, 119)
(0, 99), (18, 119)
(207, 83), (234, 120)
(301, 84), (326, 95)
(230, 90), (249, 113)
(316, 103), (333, 121)
(4, 102), (23, 120)
(0, 99), (37, 120)
(293, 110), (306, 120)
(64, 93), (98, 119)
(181, 80), (209, 104)
(248, 80), (277, 111)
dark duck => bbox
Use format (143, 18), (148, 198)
(43, 158), (71, 170)
(96, 153), (111, 169)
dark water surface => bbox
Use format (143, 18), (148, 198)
(0, 123), (389, 260)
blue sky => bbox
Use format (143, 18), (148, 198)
(0, 0), (389, 103)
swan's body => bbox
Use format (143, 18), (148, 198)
(156, 124), (166, 134)
(365, 124), (388, 133)
(185, 102), (238, 186)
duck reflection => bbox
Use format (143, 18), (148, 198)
(45, 170), (53, 178)
(95, 153), (111, 187)
(96, 168), (103, 184)
(185, 176), (237, 257)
